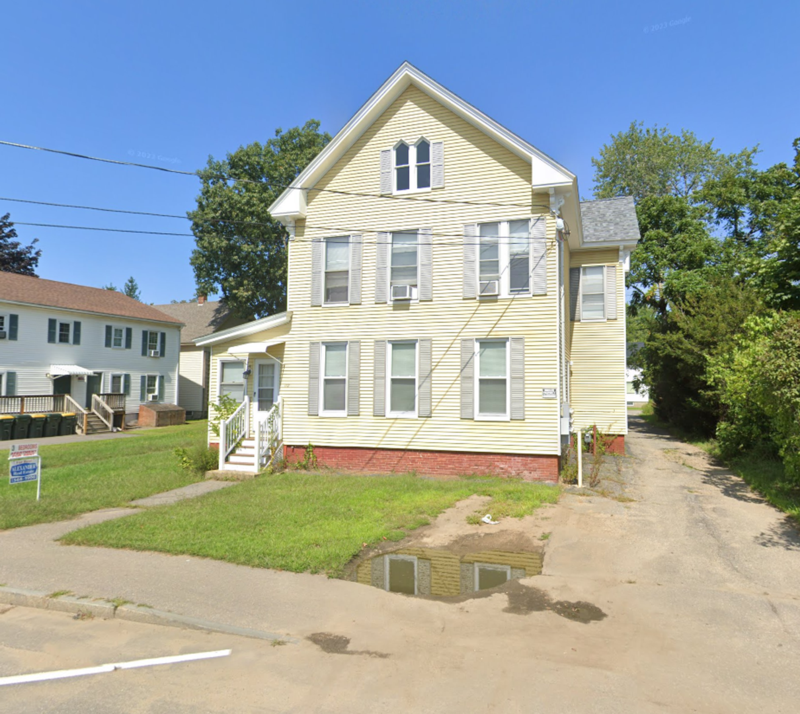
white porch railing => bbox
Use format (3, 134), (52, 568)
(254, 397), (282, 471)
(91, 394), (115, 431)
(218, 396), (250, 471)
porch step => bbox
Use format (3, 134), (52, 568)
(83, 413), (111, 435)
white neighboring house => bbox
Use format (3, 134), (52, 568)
(152, 298), (244, 419)
(626, 342), (649, 406)
(0, 272), (182, 431)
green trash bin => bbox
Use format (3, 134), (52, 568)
(59, 413), (77, 436)
(0, 415), (14, 441)
(28, 414), (47, 439)
(45, 412), (62, 437)
(13, 414), (32, 440)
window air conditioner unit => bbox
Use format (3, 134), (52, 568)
(391, 284), (413, 300)
(149, 349), (160, 357)
(479, 280), (499, 296)
(148, 393), (159, 402)
(0, 331), (6, 340)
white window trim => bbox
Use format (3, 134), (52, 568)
(111, 325), (126, 349)
(388, 231), (420, 304)
(474, 338), (511, 421)
(0, 314), (7, 334)
(476, 219), (533, 299)
(385, 554), (418, 595)
(109, 372), (125, 393)
(320, 342), (348, 417)
(580, 265), (607, 322)
(386, 340), (418, 419)
(145, 373), (160, 399)
(218, 357), (246, 400)
(58, 321), (72, 345)
(323, 236), (350, 306)
(146, 330), (161, 354)
(393, 138), (433, 195)
(473, 562), (511, 590)
(253, 357), (281, 415)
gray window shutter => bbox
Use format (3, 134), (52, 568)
(463, 224), (478, 299)
(48, 319), (57, 344)
(460, 339), (475, 419)
(142, 330), (148, 356)
(158, 375), (165, 401)
(347, 341), (360, 416)
(375, 232), (390, 303)
(569, 268), (581, 321)
(380, 149), (392, 194)
(311, 238), (324, 307)
(510, 337), (525, 420)
(418, 228), (433, 301)
(349, 235), (362, 305)
(531, 216), (547, 295)
(105, 325), (112, 348)
(125, 327), (132, 349)
(160, 332), (166, 357)
(6, 372), (16, 397)
(8, 314), (18, 341)
(123, 373), (131, 396)
(431, 141), (444, 188)
(418, 339), (432, 418)
(373, 340), (386, 416)
(140, 375), (147, 402)
(72, 321), (81, 345)
(308, 342), (320, 416)
(605, 265), (617, 319)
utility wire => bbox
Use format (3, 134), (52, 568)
(0, 139), (554, 211)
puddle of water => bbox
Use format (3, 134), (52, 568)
(307, 632), (389, 658)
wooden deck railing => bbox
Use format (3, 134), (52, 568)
(98, 393), (126, 410)
(0, 395), (69, 414)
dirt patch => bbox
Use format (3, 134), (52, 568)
(307, 632), (389, 658)
(422, 530), (540, 558)
(661, 447), (713, 473)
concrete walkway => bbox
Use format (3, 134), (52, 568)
(1, 418), (799, 712)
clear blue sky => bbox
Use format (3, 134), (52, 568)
(1, 0), (797, 304)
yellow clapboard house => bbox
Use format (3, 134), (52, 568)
(198, 63), (640, 479)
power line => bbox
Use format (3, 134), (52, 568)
(14, 222), (194, 237)
(0, 139), (554, 211)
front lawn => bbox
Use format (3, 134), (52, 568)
(0, 421), (209, 530)
(61, 473), (559, 575)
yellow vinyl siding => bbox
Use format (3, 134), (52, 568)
(569, 249), (627, 434)
(284, 85), (562, 456)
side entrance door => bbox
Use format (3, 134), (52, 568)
(85, 373), (102, 409)
(53, 375), (71, 395)
(253, 360), (279, 424)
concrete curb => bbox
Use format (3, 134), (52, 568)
(0, 586), (298, 644)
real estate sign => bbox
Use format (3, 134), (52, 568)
(8, 443), (41, 500)
(10, 458), (39, 484)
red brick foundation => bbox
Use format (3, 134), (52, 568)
(284, 445), (560, 483)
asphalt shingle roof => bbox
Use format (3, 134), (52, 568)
(580, 196), (641, 244)
(152, 300), (235, 343)
(0, 272), (182, 324)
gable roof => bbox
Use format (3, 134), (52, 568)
(0, 272), (182, 325)
(269, 62), (575, 219)
(579, 197), (641, 245)
(153, 300), (236, 343)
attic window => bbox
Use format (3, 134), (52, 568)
(395, 140), (432, 193)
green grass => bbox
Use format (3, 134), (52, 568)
(0, 421), (209, 530)
(61, 473), (559, 576)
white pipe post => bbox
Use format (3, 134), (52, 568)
(36, 456), (41, 501)
(576, 429), (583, 488)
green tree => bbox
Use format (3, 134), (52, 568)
(0, 213), (41, 276)
(123, 276), (141, 301)
(103, 283), (118, 291)
(188, 120), (331, 320)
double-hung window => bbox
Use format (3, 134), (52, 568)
(395, 140), (431, 192)
(146, 375), (158, 399)
(112, 327), (124, 348)
(325, 237), (349, 304)
(322, 343), (347, 415)
(58, 322), (71, 343)
(581, 266), (606, 320)
(388, 341), (417, 416)
(110, 373), (124, 393)
(478, 220), (531, 296)
(390, 232), (418, 298)
(476, 340), (509, 419)
(219, 360), (245, 402)
(147, 330), (160, 353)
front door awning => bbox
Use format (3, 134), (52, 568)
(228, 339), (286, 354)
(48, 365), (96, 377)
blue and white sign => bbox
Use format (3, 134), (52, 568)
(10, 458), (39, 484)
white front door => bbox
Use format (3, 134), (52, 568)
(253, 359), (279, 423)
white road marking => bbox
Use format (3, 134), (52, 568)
(0, 649), (232, 686)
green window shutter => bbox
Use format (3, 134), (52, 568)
(373, 340), (386, 417)
(347, 341), (360, 416)
(510, 337), (525, 420)
(418, 228), (433, 301)
(160, 332), (166, 357)
(463, 225), (478, 299)
(158, 375), (165, 401)
(105, 325), (112, 348)
(123, 374), (131, 396)
(308, 342), (320, 416)
(605, 265), (617, 319)
(569, 268), (581, 321)
(140, 375), (147, 402)
(72, 321), (81, 345)
(48, 318), (57, 343)
(531, 216), (547, 296)
(375, 233), (390, 303)
(125, 327), (132, 349)
(310, 239), (323, 307)
(418, 339), (432, 418)
(349, 235), (362, 305)
(8, 314), (18, 341)
(6, 371), (16, 396)
(460, 339), (474, 419)
(141, 330), (148, 356)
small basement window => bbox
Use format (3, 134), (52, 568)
(474, 563), (511, 591)
(385, 554), (417, 595)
